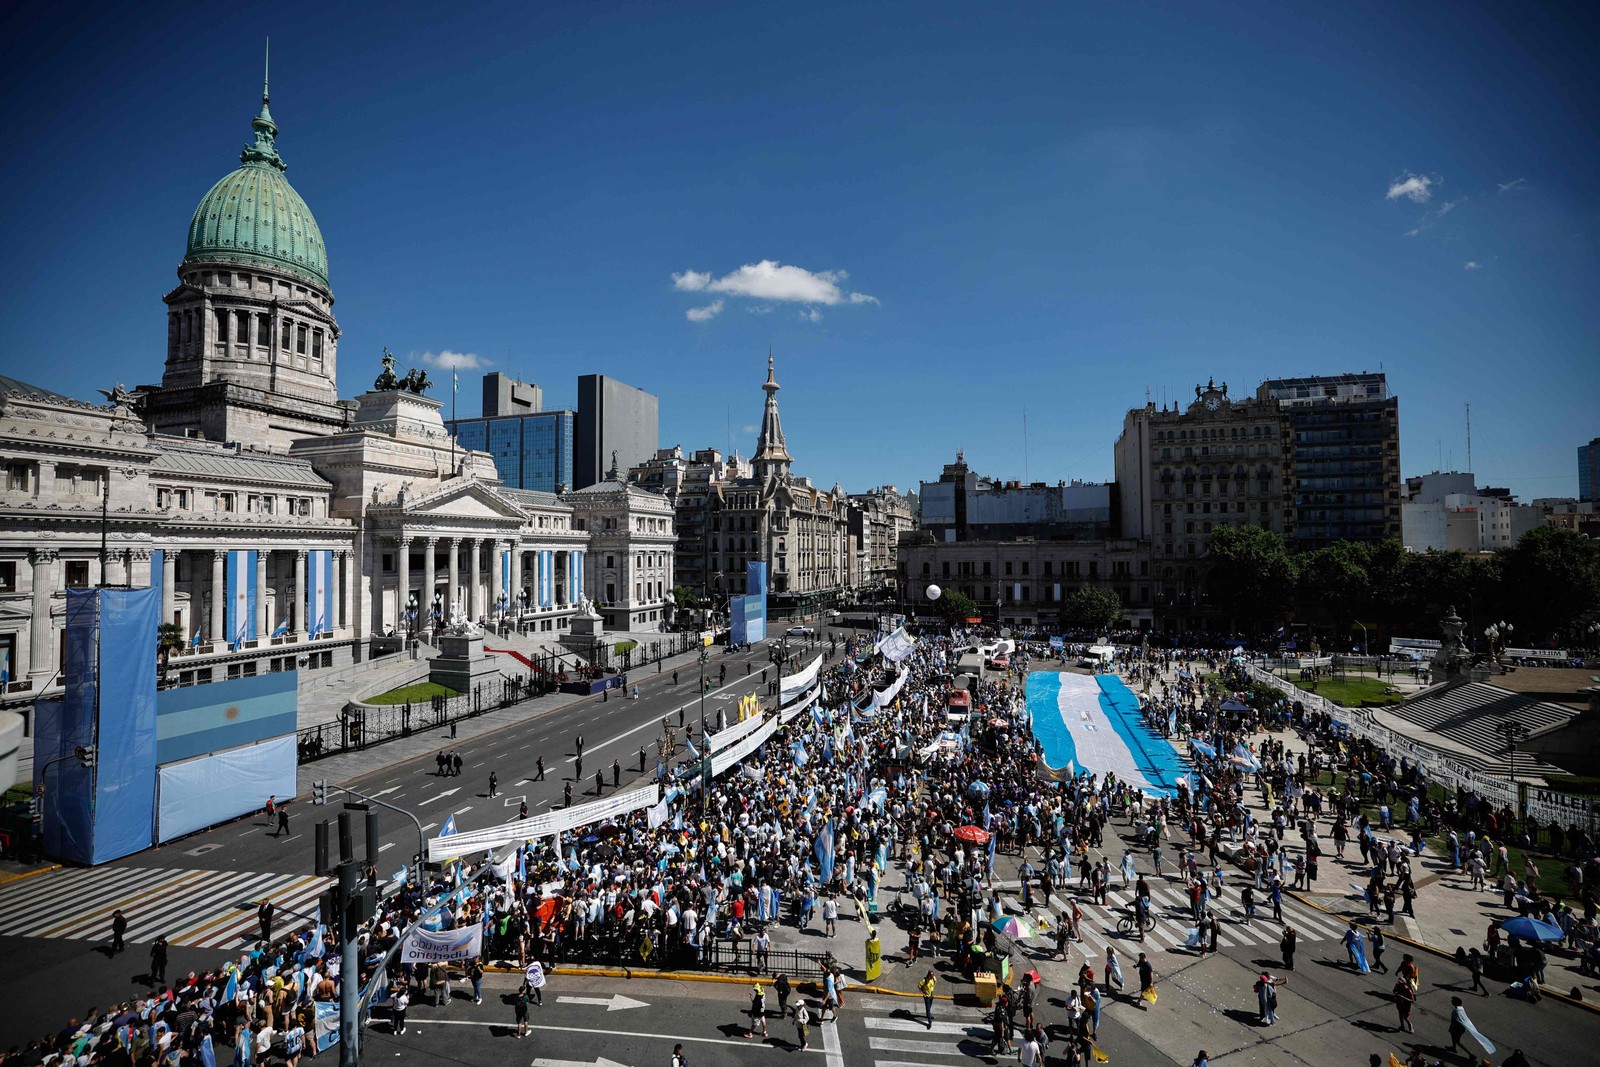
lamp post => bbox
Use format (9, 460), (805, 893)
(1485, 620), (1513, 664)
(405, 594), (418, 658)
(697, 647), (710, 818)
(1495, 718), (1530, 785)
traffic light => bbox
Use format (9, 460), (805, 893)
(312, 779), (328, 805)
(73, 745), (95, 768)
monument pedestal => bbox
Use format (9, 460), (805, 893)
(430, 632), (502, 693)
(559, 600), (607, 663)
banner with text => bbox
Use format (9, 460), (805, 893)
(401, 922), (483, 963)
(426, 782), (661, 862)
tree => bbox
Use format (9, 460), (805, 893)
(156, 622), (185, 683)
(1495, 526), (1600, 645)
(937, 589), (978, 624)
(1295, 540), (1372, 632)
(1061, 585), (1126, 634)
(1205, 524), (1294, 631)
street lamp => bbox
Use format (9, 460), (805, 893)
(1485, 620), (1513, 663)
(1495, 718), (1530, 784)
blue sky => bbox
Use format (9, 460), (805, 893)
(3, 1), (1595, 501)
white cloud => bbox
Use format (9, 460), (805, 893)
(799, 308), (823, 323)
(741, 424), (758, 434)
(1464, 261), (1482, 270)
(1386, 173), (1435, 203)
(685, 300), (724, 323)
(671, 259), (877, 307)
(1498, 177), (1526, 192)
(418, 350), (488, 370)
(745, 304), (774, 315)
(1436, 196), (1466, 216)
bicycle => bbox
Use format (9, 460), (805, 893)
(1117, 912), (1157, 936)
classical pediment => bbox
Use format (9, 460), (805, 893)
(401, 479), (527, 521)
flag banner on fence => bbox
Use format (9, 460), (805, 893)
(646, 799), (669, 829)
(401, 922), (484, 963)
(427, 783), (660, 862)
(780, 655), (823, 704)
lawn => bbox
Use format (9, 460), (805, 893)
(362, 681), (462, 705)
(1301, 673), (1404, 707)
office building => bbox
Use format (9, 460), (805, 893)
(1581, 438), (1599, 503)
(450, 409), (575, 494)
(1259, 373), (1401, 549)
(919, 452), (1111, 543)
(575, 374), (658, 490)
(482, 372), (542, 418)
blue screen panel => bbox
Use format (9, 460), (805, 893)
(156, 671), (298, 764)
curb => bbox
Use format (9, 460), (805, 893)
(0, 863), (61, 886)
(484, 963), (956, 1000)
(1284, 887), (1600, 1016)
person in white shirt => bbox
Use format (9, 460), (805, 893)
(1017, 1028), (1042, 1067)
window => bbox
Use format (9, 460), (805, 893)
(257, 312), (270, 347)
(296, 324), (308, 355)
(65, 560), (90, 589)
(312, 330), (324, 362)
(281, 319), (292, 349)
(1003, 561), (1012, 576)
(6, 462), (30, 492)
(1021, 561), (1029, 576)
(0, 561), (14, 593)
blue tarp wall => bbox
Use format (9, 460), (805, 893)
(731, 592), (768, 645)
(33, 588), (160, 865)
(157, 734), (296, 842)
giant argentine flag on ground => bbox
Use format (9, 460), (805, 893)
(1027, 671), (1188, 798)
(306, 550), (334, 637)
(225, 550), (258, 648)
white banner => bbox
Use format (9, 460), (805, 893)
(401, 922), (483, 964)
(711, 714), (781, 776)
(427, 783), (661, 862)
(780, 685), (821, 724)
(646, 800), (669, 829)
(780, 655), (823, 704)
(873, 666), (910, 707)
(707, 705), (767, 751)
(878, 627), (916, 664)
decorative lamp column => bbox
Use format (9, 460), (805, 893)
(338, 549), (353, 632)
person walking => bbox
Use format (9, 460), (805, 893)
(489, 770), (499, 798)
(920, 970), (937, 1028)
(1254, 971), (1284, 1026)
(275, 803), (290, 837)
(1137, 953), (1156, 1009)
(1280, 926), (1297, 970)
(258, 899), (275, 943)
(747, 982), (769, 1039)
(1466, 948), (1488, 995)
(535, 755), (546, 781)
(1392, 974), (1416, 1033)
(1447, 996), (1496, 1059)
(1370, 928), (1388, 973)
(451, 752), (463, 777)
(671, 1044), (687, 1067)
(109, 908), (128, 955)
(775, 972), (791, 1019)
(793, 999), (811, 1051)
(512, 982), (530, 1038)
(149, 934), (169, 983)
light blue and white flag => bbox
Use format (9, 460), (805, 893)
(305, 923), (325, 959)
(814, 819), (836, 883)
(441, 815), (458, 837)
(273, 618), (290, 638)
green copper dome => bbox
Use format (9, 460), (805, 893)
(184, 93), (329, 288)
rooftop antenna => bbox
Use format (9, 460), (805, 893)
(1022, 405), (1029, 483)
(263, 38), (269, 101)
(1466, 402), (1473, 474)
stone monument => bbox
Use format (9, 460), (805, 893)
(559, 596), (607, 663)
(1430, 604), (1472, 681)
(429, 608), (502, 693)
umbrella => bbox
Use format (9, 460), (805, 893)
(580, 833), (601, 844)
(1498, 916), (1565, 942)
(968, 781), (991, 795)
(953, 824), (990, 845)
(993, 915), (1037, 939)
(989, 718), (1010, 729)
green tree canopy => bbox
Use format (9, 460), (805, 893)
(1495, 525), (1600, 644)
(1061, 585), (1126, 634)
(937, 589), (978, 623)
(1206, 524), (1295, 630)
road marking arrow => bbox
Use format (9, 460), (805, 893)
(532, 1058), (630, 1067)
(554, 994), (649, 1012)
(418, 787), (461, 807)
(368, 786), (401, 799)
(504, 795), (527, 808)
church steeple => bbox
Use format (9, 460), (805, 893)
(752, 349), (791, 481)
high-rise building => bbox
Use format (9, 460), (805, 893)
(1258, 373), (1401, 549)
(575, 374), (658, 490)
(482, 372), (542, 417)
(450, 409), (574, 493)
(918, 452), (1111, 543)
(1581, 438), (1600, 502)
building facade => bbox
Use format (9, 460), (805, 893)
(629, 357), (852, 617)
(575, 374), (658, 490)
(0, 85), (675, 712)
(1401, 471), (1544, 553)
(919, 453), (1112, 543)
(566, 476), (677, 631)
(1258, 373), (1401, 549)
(847, 486), (915, 598)
(1581, 438), (1599, 503)
(450, 409), (575, 493)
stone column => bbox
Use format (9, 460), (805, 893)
(397, 534), (412, 633)
(130, 547), (153, 589)
(447, 538), (460, 621)
(510, 541), (523, 617)
(161, 549), (176, 625)
(339, 550), (352, 632)
(209, 549), (226, 647)
(293, 549), (307, 639)
(28, 549), (57, 679)
(467, 537), (482, 622)
(104, 546), (128, 587)
(421, 538), (437, 634)
(255, 550), (269, 639)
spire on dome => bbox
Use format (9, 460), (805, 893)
(241, 41), (286, 172)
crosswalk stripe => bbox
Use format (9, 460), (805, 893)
(192, 876), (326, 949)
(8, 867), (182, 937)
(0, 865), (160, 931)
(122, 870), (278, 944)
(43, 868), (227, 940)
(869, 1035), (991, 1057)
(865, 1018), (988, 1037)
(165, 872), (300, 946)
(0, 863), (131, 910)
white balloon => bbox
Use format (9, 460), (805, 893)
(926, 584), (942, 601)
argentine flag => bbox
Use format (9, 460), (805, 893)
(814, 819), (836, 883)
(441, 814), (458, 837)
(305, 923), (325, 959)
(273, 617), (290, 638)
